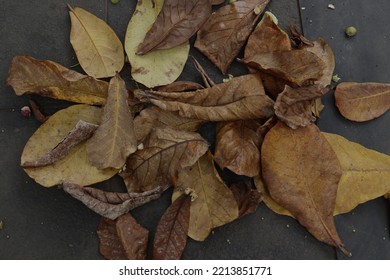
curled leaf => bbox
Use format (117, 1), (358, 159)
(231, 182), (263, 218)
(5, 56), (108, 105)
(335, 82), (390, 122)
(137, 0), (211, 55)
(158, 81), (204, 92)
(153, 194), (191, 260)
(86, 74), (137, 170)
(173, 152), (239, 241)
(21, 105), (117, 187)
(68, 6), (124, 78)
(136, 74), (275, 121)
(195, 0), (270, 74)
(125, 0), (190, 88)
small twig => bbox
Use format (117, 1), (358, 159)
(28, 99), (49, 123)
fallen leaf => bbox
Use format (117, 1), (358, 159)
(87, 74), (137, 170)
(62, 182), (168, 220)
(191, 56), (215, 88)
(289, 25), (314, 48)
(28, 100), (48, 123)
(195, 0), (270, 74)
(21, 105), (117, 187)
(135, 74), (275, 121)
(153, 194), (191, 260)
(335, 82), (390, 121)
(157, 81), (204, 92)
(97, 213), (148, 260)
(240, 49), (326, 87)
(274, 85), (329, 129)
(5, 56), (108, 105)
(133, 106), (203, 142)
(68, 5), (124, 78)
(125, 0), (190, 88)
(22, 120), (98, 168)
(120, 126), (209, 192)
(231, 181), (263, 218)
(385, 192), (390, 200)
(172, 152), (239, 241)
(137, 0), (211, 55)
(261, 122), (350, 256)
(214, 120), (262, 177)
(211, 0), (225, 5)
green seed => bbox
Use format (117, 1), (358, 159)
(345, 26), (357, 37)
(111, 0), (120, 4)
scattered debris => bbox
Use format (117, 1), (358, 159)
(332, 74), (341, 82)
(328, 4), (335, 10)
(20, 106), (31, 118)
(345, 26), (357, 37)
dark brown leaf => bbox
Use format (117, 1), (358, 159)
(261, 122), (350, 256)
(211, 0), (225, 5)
(153, 194), (191, 260)
(137, 0), (212, 55)
(135, 74), (275, 121)
(157, 81), (204, 92)
(335, 82), (390, 122)
(231, 182), (263, 218)
(28, 100), (48, 123)
(289, 25), (314, 48)
(274, 85), (329, 129)
(195, 0), (270, 74)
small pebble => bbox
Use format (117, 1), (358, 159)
(345, 26), (357, 37)
(226, 239), (231, 244)
(352, 229), (356, 233)
(328, 4), (335, 10)
(286, 224), (290, 228)
(301, 7), (306, 10)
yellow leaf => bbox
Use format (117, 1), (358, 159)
(69, 6), (124, 78)
(21, 105), (117, 187)
(124, 0), (190, 88)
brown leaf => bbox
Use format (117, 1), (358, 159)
(157, 81), (204, 92)
(22, 120), (98, 168)
(97, 213), (148, 260)
(274, 85), (329, 129)
(153, 194), (191, 260)
(289, 25), (314, 48)
(195, 0), (270, 74)
(133, 106), (203, 142)
(214, 120), (262, 177)
(120, 126), (209, 192)
(62, 182), (167, 220)
(135, 74), (275, 121)
(137, 0), (211, 55)
(240, 49), (326, 86)
(172, 152), (239, 241)
(335, 82), (390, 122)
(191, 56), (215, 88)
(231, 181), (263, 218)
(5, 55), (108, 105)
(87, 74), (137, 170)
(211, 0), (225, 5)
(261, 122), (350, 256)
(28, 100), (48, 123)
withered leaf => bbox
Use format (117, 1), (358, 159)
(335, 82), (390, 122)
(137, 0), (211, 55)
(97, 213), (148, 260)
(274, 85), (329, 129)
(62, 182), (167, 220)
(5, 56), (108, 105)
(133, 106), (203, 142)
(240, 49), (326, 86)
(120, 126), (209, 192)
(214, 120), (262, 177)
(157, 81), (204, 92)
(135, 74), (275, 121)
(195, 0), (270, 74)
(191, 56), (215, 88)
(289, 25), (314, 48)
(22, 120), (98, 168)
(261, 122), (350, 256)
(172, 152), (239, 241)
(87, 74), (137, 170)
(68, 5), (124, 78)
(211, 0), (225, 5)
(153, 194), (191, 260)
(231, 182), (263, 218)
(21, 105), (117, 187)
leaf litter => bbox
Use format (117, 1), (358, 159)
(6, 1), (390, 259)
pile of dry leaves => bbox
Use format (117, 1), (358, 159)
(5, 0), (390, 259)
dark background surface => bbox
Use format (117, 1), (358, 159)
(0, 0), (389, 259)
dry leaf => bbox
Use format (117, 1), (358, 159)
(261, 122), (350, 256)
(191, 56), (215, 88)
(137, 0), (211, 55)
(231, 182), (263, 218)
(172, 152), (239, 241)
(240, 49), (326, 87)
(335, 82), (390, 122)
(125, 0), (190, 88)
(157, 81), (204, 92)
(289, 25), (314, 48)
(274, 85), (329, 129)
(133, 106), (203, 142)
(97, 213), (148, 260)
(21, 105), (117, 187)
(214, 120), (262, 177)
(22, 120), (98, 168)
(121, 126), (209, 192)
(87, 74), (137, 170)
(153, 194), (191, 260)
(68, 6), (124, 78)
(195, 0), (270, 74)
(135, 74), (275, 121)
(212, 0), (225, 5)
(5, 56), (108, 105)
